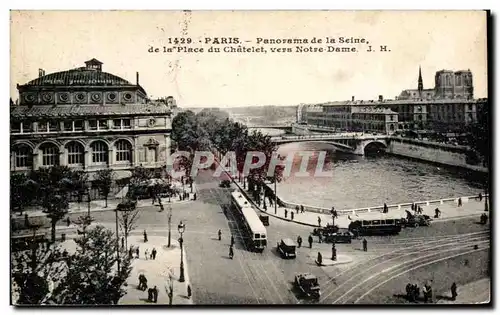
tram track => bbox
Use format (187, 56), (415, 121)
(318, 230), (490, 304)
(208, 185), (294, 304)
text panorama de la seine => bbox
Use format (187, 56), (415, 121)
(148, 36), (390, 54)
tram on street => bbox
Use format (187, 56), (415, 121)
(348, 212), (403, 236)
(230, 191), (268, 252)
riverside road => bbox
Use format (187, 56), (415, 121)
(55, 169), (489, 305)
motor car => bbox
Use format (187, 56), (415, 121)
(294, 273), (321, 300)
(259, 214), (270, 226)
(219, 180), (231, 188)
(405, 214), (432, 227)
(312, 223), (338, 236)
(324, 228), (354, 243)
(277, 238), (296, 258)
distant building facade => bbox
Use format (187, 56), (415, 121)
(10, 58), (175, 179)
(297, 67), (485, 134)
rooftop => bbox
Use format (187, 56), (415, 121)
(19, 59), (147, 95)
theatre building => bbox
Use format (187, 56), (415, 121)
(10, 58), (174, 180)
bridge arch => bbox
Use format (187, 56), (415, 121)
(362, 140), (387, 155)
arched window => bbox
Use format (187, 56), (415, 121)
(115, 140), (132, 163)
(13, 145), (33, 168)
(91, 141), (108, 164)
(40, 143), (59, 167)
(66, 142), (84, 166)
(390, 124), (395, 131)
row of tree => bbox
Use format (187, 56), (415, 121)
(171, 109), (285, 193)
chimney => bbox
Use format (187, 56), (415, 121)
(38, 69), (45, 77)
(378, 95), (384, 102)
(351, 96), (355, 101)
(136, 72), (139, 85)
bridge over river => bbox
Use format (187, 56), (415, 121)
(271, 132), (389, 155)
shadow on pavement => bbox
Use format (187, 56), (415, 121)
(435, 294), (454, 301)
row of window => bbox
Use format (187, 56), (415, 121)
(11, 118), (132, 133)
(13, 140), (133, 168)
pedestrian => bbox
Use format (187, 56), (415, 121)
(479, 193), (483, 202)
(152, 248), (157, 260)
(318, 233), (322, 243)
(145, 249), (149, 260)
(383, 203), (388, 213)
(66, 217), (71, 227)
(24, 213), (29, 228)
(451, 282), (458, 301)
(297, 236), (302, 248)
(193, 192), (197, 200)
(187, 284), (192, 299)
(229, 244), (234, 259)
(411, 203), (415, 211)
(332, 243), (337, 261)
(147, 288), (154, 302)
(284, 209), (288, 219)
(301, 205), (304, 213)
(291, 212), (294, 221)
(316, 252), (323, 265)
(434, 208), (440, 218)
(333, 209), (338, 218)
(231, 235), (235, 247)
(144, 230), (148, 243)
(136, 246), (140, 258)
(308, 235), (313, 248)
(458, 197), (462, 207)
(129, 247), (133, 259)
(153, 286), (158, 303)
(318, 216), (321, 227)
(363, 238), (368, 252)
(218, 229), (222, 241)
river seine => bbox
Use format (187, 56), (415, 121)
(255, 128), (484, 210)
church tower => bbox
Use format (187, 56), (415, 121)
(418, 66), (423, 97)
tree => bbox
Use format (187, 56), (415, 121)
(130, 166), (152, 185)
(94, 169), (114, 208)
(44, 191), (70, 243)
(10, 173), (36, 214)
(118, 206), (140, 252)
(50, 225), (132, 305)
(70, 170), (89, 204)
(12, 223), (61, 305)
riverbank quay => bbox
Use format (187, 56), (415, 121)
(231, 177), (488, 228)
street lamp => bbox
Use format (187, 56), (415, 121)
(168, 203), (172, 247)
(114, 207), (121, 273)
(178, 220), (186, 283)
(274, 175), (277, 215)
(87, 182), (92, 218)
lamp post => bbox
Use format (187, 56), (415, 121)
(484, 183), (489, 212)
(87, 182), (92, 218)
(168, 203), (172, 247)
(274, 175), (277, 215)
(114, 208), (121, 273)
(178, 221), (186, 283)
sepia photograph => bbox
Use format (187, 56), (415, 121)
(8, 10), (491, 306)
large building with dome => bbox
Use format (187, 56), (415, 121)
(10, 58), (175, 180)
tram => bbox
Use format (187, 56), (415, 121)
(348, 212), (403, 236)
(230, 191), (268, 252)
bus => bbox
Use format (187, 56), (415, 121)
(348, 212), (403, 236)
(230, 191), (268, 252)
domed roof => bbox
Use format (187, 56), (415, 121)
(25, 68), (133, 87)
(22, 59), (146, 94)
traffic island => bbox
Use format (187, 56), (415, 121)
(119, 235), (194, 305)
(308, 253), (353, 266)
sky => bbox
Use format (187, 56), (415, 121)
(10, 10), (488, 108)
